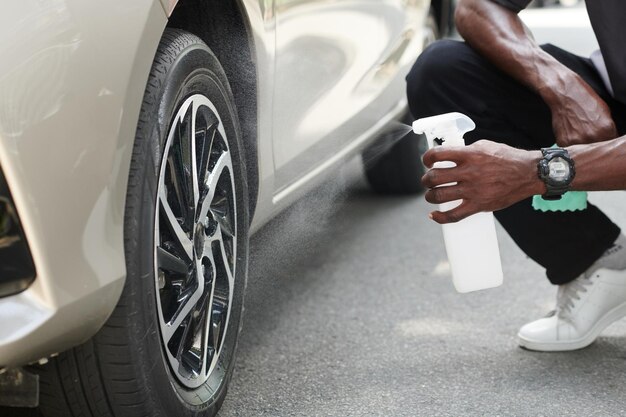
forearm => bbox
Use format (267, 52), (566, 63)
(455, 0), (590, 107)
(517, 138), (626, 195)
(568, 137), (626, 191)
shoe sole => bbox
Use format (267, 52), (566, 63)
(518, 301), (626, 352)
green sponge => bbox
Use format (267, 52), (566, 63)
(532, 191), (588, 212)
(532, 144), (587, 212)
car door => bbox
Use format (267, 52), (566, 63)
(271, 0), (428, 191)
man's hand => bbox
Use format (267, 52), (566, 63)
(421, 140), (543, 224)
(548, 73), (617, 146)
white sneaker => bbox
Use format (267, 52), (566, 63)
(518, 235), (626, 352)
(518, 268), (626, 351)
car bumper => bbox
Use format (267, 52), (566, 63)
(0, 0), (166, 367)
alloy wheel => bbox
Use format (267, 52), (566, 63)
(154, 94), (237, 389)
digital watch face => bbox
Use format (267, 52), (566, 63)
(548, 157), (570, 182)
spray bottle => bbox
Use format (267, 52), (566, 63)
(413, 112), (503, 293)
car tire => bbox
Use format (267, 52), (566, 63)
(35, 28), (249, 417)
(362, 11), (439, 194)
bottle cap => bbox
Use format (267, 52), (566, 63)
(413, 112), (476, 149)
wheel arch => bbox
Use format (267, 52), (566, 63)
(166, 0), (260, 219)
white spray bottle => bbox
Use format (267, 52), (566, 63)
(413, 112), (503, 293)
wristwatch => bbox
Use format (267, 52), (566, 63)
(537, 147), (576, 200)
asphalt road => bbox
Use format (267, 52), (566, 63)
(219, 6), (626, 416)
(217, 160), (626, 417)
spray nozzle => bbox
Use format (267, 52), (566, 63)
(413, 112), (476, 149)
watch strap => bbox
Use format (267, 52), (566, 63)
(542, 186), (568, 200)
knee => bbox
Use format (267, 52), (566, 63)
(406, 40), (476, 114)
(406, 40), (472, 92)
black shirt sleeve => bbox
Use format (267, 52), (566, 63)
(488, 0), (532, 13)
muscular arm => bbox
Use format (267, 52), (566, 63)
(419, 1), (623, 223)
(455, 0), (616, 145)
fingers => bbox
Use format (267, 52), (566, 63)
(429, 201), (477, 224)
(422, 146), (467, 168)
(421, 166), (466, 189)
(424, 184), (465, 205)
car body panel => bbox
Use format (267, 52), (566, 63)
(239, 0), (279, 233)
(271, 0), (426, 189)
(251, 0), (430, 229)
(0, 0), (431, 367)
(0, 0), (166, 366)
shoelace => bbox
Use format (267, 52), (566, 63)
(555, 276), (594, 317)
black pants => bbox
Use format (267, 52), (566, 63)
(406, 40), (626, 285)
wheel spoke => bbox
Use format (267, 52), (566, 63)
(157, 247), (189, 274)
(174, 107), (195, 227)
(162, 260), (203, 344)
(201, 255), (217, 376)
(166, 156), (188, 221)
(163, 293), (200, 345)
(213, 230), (234, 286)
(190, 102), (200, 210)
(210, 299), (227, 356)
(196, 123), (218, 193)
(174, 314), (194, 363)
(159, 193), (193, 260)
(197, 152), (231, 222)
(176, 282), (196, 304)
(207, 151), (230, 190)
(202, 237), (231, 375)
(211, 194), (235, 238)
(179, 287), (211, 377)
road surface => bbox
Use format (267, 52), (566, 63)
(219, 6), (626, 416)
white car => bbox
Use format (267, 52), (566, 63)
(0, 0), (451, 415)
